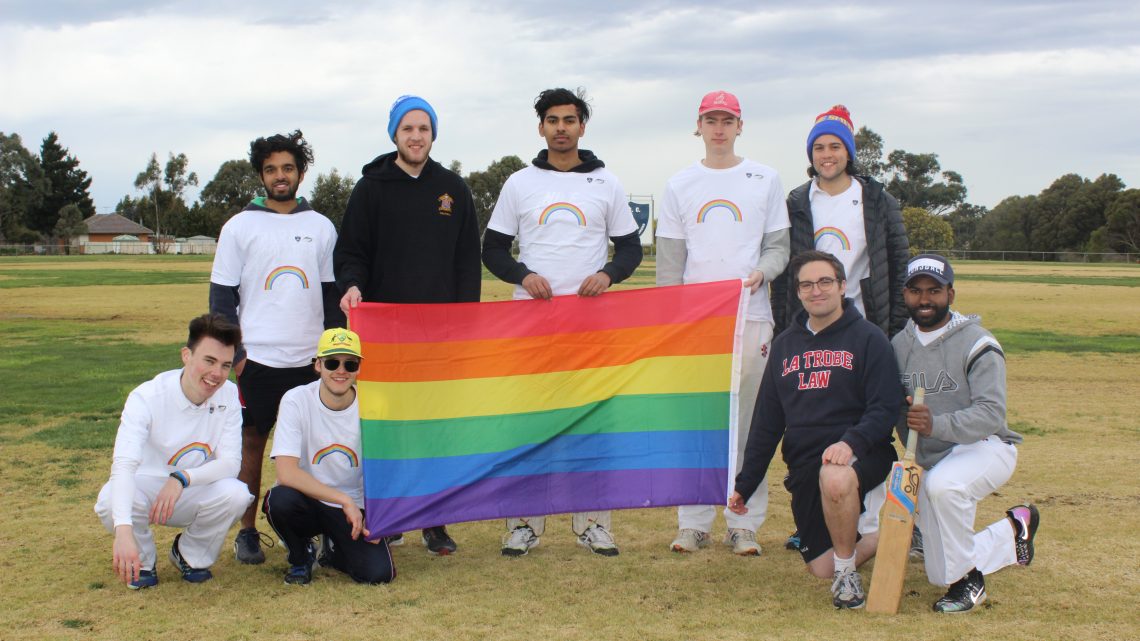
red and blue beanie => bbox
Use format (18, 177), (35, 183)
(388, 95), (438, 142)
(806, 104), (855, 161)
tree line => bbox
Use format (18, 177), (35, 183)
(1, 129), (1137, 258)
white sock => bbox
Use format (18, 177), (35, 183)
(834, 551), (856, 574)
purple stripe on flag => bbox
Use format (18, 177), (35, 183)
(363, 467), (727, 537)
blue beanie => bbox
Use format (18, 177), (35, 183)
(388, 95), (438, 141)
(806, 104), (856, 162)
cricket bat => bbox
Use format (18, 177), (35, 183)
(866, 388), (925, 614)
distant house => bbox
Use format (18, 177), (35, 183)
(175, 235), (218, 255)
(79, 213), (154, 254)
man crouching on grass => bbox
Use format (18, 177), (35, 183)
(94, 314), (252, 589)
(729, 250), (901, 609)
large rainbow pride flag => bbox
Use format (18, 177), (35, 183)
(351, 281), (747, 537)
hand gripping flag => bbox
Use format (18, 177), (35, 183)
(351, 281), (748, 537)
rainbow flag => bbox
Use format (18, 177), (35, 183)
(351, 281), (747, 537)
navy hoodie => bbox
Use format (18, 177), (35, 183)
(333, 151), (481, 304)
(735, 299), (901, 501)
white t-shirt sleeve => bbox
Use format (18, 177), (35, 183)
(319, 218), (337, 283)
(656, 181), (685, 239)
(604, 177), (638, 237)
(269, 392), (304, 461)
(109, 387), (150, 527)
(764, 172), (791, 233)
(486, 176), (520, 236)
(210, 218), (244, 286)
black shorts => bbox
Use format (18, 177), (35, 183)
(784, 443), (896, 563)
(236, 359), (318, 435)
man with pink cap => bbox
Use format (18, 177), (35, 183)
(656, 90), (790, 556)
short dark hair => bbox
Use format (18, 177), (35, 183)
(186, 313), (242, 351)
(788, 250), (846, 284)
(249, 130), (314, 175)
(534, 87), (591, 124)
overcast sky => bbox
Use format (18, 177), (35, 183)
(3, 1), (1139, 214)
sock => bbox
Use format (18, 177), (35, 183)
(834, 551), (856, 574)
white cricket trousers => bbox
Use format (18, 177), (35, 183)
(95, 475), (252, 569)
(917, 436), (1019, 586)
(678, 319), (772, 533)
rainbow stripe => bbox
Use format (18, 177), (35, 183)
(313, 444), (360, 468)
(352, 281), (747, 536)
(264, 265), (310, 290)
(695, 199), (743, 223)
(537, 202), (587, 226)
(168, 442), (213, 467)
(814, 226), (851, 250)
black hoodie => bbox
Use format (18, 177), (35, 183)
(333, 151), (481, 304)
(734, 299), (901, 501)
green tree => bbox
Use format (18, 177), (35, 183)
(466, 155), (526, 233)
(309, 169), (355, 230)
(884, 151), (967, 215)
(134, 152), (198, 251)
(1100, 188), (1140, 254)
(198, 159), (262, 236)
(30, 132), (94, 236)
(853, 126), (885, 179)
(901, 206), (953, 256)
(53, 203), (87, 253)
(974, 195), (1036, 253)
(946, 203), (988, 250)
(0, 132), (50, 243)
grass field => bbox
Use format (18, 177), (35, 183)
(0, 255), (1137, 641)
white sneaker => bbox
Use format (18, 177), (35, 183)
(577, 524), (619, 557)
(724, 528), (761, 556)
(831, 569), (866, 609)
(670, 528), (710, 553)
(501, 525), (539, 557)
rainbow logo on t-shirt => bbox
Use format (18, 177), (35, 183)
(168, 442), (213, 467)
(538, 202), (587, 226)
(313, 444), (359, 467)
(264, 266), (310, 290)
(695, 199), (742, 223)
(814, 226), (851, 250)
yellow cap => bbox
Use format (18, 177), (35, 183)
(315, 328), (362, 358)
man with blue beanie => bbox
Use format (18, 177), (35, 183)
(334, 95), (481, 555)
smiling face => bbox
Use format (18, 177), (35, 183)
(811, 134), (849, 182)
(394, 109), (434, 172)
(905, 274), (955, 330)
(539, 104), (585, 154)
(260, 150), (303, 203)
(180, 337), (235, 405)
(795, 259), (847, 324)
(316, 355), (360, 400)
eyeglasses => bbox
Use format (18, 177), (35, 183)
(796, 277), (840, 293)
(321, 357), (360, 372)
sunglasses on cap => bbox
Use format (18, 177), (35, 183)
(320, 357), (360, 373)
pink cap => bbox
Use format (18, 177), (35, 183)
(698, 91), (741, 118)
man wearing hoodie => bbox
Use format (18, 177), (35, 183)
(892, 254), (1039, 613)
(210, 130), (343, 565)
(482, 87), (642, 558)
(730, 250), (900, 609)
(334, 95), (482, 555)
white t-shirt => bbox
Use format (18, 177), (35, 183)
(487, 165), (638, 299)
(108, 369), (243, 526)
(211, 206), (337, 368)
(656, 159), (790, 321)
(270, 381), (363, 509)
(809, 180), (870, 316)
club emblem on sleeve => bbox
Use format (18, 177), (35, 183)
(438, 193), (454, 216)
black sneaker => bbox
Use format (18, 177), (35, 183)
(934, 568), (986, 613)
(1007, 504), (1040, 566)
(422, 526), (457, 555)
(316, 535), (335, 569)
(285, 540), (317, 586)
(384, 533), (405, 547)
(909, 525), (925, 560)
(169, 534), (213, 583)
(785, 530), (800, 551)
(234, 527), (269, 565)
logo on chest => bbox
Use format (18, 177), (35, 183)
(438, 193), (454, 216)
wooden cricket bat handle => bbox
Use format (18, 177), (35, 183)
(905, 388), (925, 458)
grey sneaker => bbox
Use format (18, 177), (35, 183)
(670, 528), (710, 553)
(909, 525), (925, 560)
(831, 569), (866, 609)
(577, 524), (619, 556)
(724, 528), (761, 556)
(934, 568), (986, 613)
(234, 527), (270, 565)
(501, 525), (540, 557)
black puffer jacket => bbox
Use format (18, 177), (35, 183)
(771, 176), (909, 337)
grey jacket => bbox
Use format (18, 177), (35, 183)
(772, 176), (909, 337)
(892, 311), (1022, 468)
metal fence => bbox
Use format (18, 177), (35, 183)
(912, 249), (1138, 263)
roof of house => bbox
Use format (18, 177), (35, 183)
(83, 213), (154, 235)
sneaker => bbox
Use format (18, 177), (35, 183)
(785, 530), (800, 551)
(384, 533), (405, 547)
(831, 569), (866, 609)
(234, 527), (270, 565)
(127, 567), (158, 590)
(169, 534), (213, 583)
(422, 526), (457, 555)
(577, 524), (619, 557)
(284, 540), (317, 586)
(670, 528), (710, 553)
(724, 528), (762, 556)
(501, 525), (540, 557)
(1007, 504), (1040, 566)
(934, 568), (986, 613)
(316, 535), (335, 569)
(909, 525), (925, 560)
